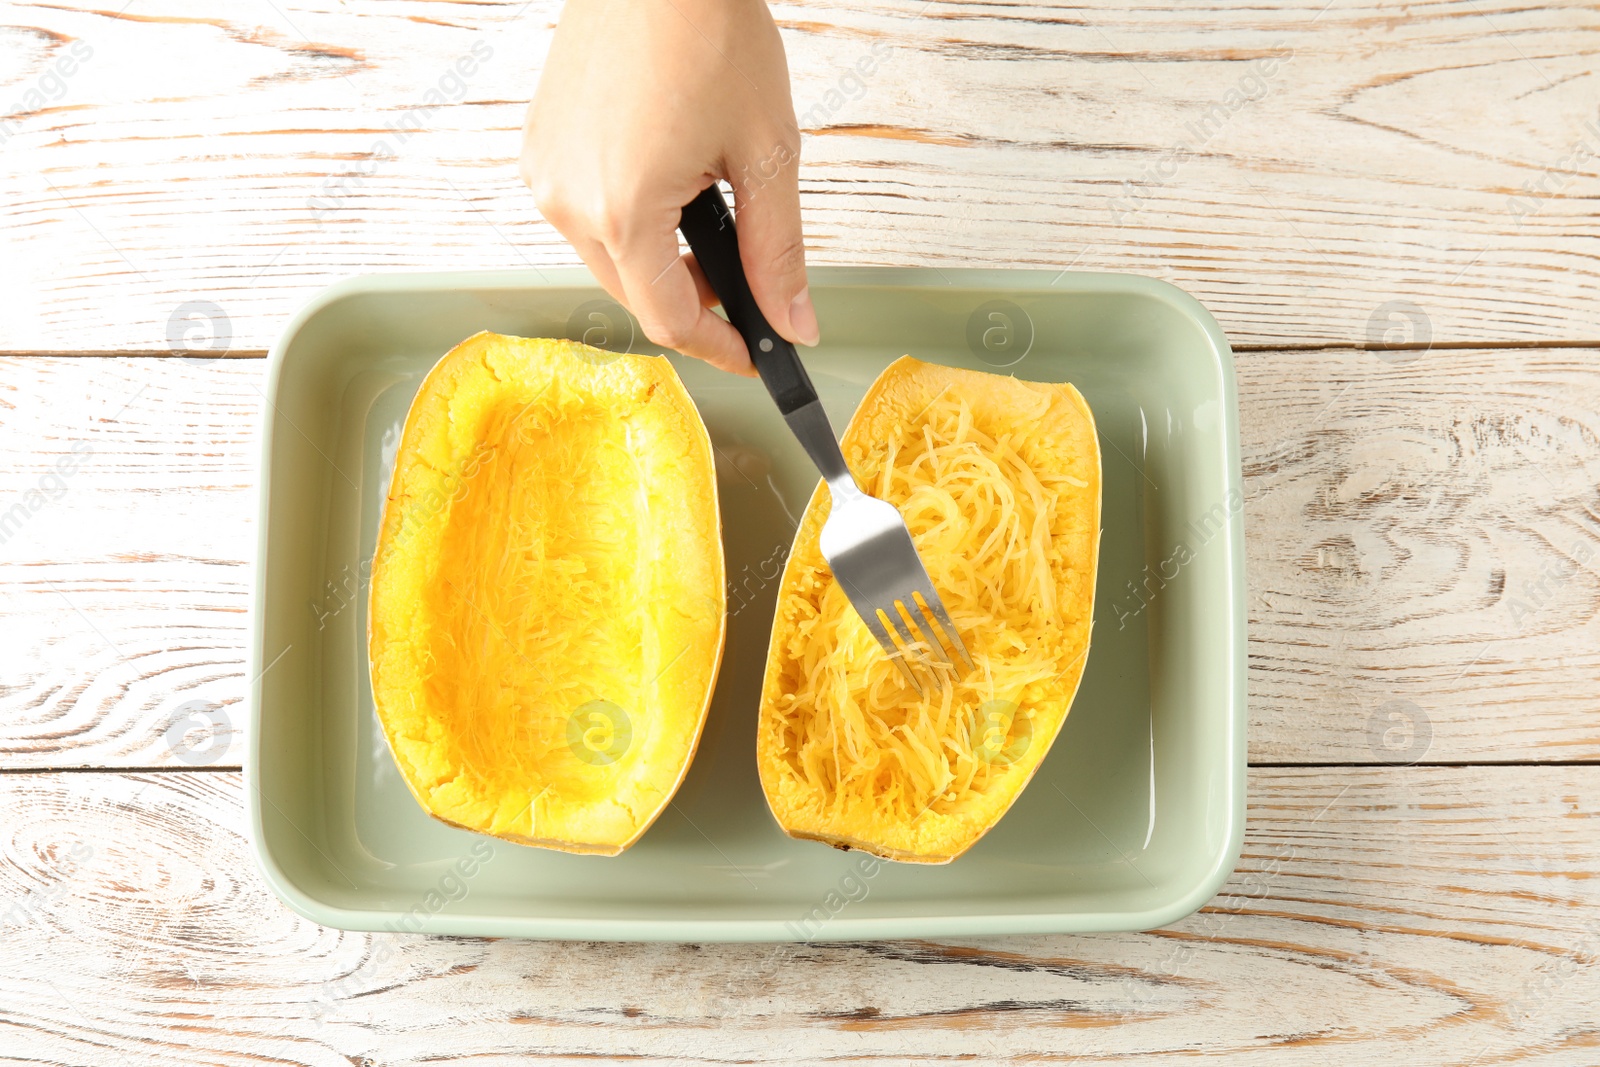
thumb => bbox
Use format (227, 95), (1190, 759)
(730, 145), (819, 347)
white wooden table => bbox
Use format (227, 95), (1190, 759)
(3, 0), (1598, 1062)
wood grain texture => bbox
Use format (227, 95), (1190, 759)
(4, 350), (1600, 767)
(5, 1), (1598, 1059)
(0, 767), (1596, 1065)
(2, 0), (1599, 353)
(1243, 344), (1600, 763)
(0, 357), (258, 769)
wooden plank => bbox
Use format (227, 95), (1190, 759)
(1243, 344), (1600, 763)
(3, 349), (1600, 767)
(0, 357), (258, 769)
(0, 766), (1595, 1064)
(2, 0), (1599, 353)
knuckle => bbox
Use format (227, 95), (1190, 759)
(775, 127), (802, 163)
(766, 126), (803, 169)
(528, 179), (570, 225)
(590, 202), (645, 249)
(765, 234), (807, 278)
(591, 213), (627, 249)
(640, 313), (692, 350)
(747, 116), (801, 160)
(586, 182), (647, 248)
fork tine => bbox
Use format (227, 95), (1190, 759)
(835, 569), (925, 695)
(899, 593), (947, 665)
(892, 599), (946, 695)
(913, 586), (973, 673)
(879, 604), (935, 693)
(859, 603), (924, 696)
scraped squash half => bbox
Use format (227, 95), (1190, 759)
(368, 332), (725, 855)
(758, 356), (1100, 863)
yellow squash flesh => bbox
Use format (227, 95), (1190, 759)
(368, 332), (725, 855)
(758, 356), (1101, 863)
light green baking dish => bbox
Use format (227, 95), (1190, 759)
(249, 267), (1244, 941)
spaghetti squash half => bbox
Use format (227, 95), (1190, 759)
(368, 332), (725, 855)
(758, 356), (1100, 863)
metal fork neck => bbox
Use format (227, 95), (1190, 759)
(783, 400), (861, 500)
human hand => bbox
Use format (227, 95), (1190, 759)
(521, 0), (817, 376)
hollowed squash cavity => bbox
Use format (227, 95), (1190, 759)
(368, 332), (725, 855)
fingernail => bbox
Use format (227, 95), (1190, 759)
(789, 288), (820, 347)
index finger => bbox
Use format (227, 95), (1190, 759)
(608, 228), (755, 378)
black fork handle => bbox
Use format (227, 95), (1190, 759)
(676, 184), (818, 416)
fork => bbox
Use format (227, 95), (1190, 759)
(678, 184), (973, 694)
